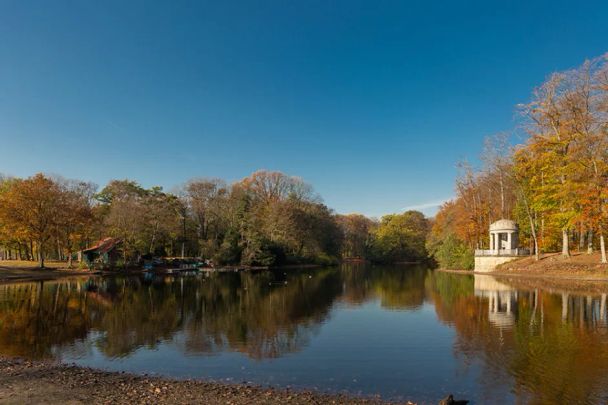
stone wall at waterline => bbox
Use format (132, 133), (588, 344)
(474, 256), (519, 272)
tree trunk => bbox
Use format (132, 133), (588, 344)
(182, 215), (186, 259)
(519, 185), (540, 261)
(562, 229), (570, 257)
(38, 241), (45, 269)
(588, 230), (594, 254)
(600, 226), (607, 264)
(149, 222), (158, 254)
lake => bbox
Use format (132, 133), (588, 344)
(1, 264), (608, 404)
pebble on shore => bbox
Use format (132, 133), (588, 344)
(0, 357), (417, 405)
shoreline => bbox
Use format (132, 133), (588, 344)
(437, 268), (608, 281)
(438, 252), (608, 283)
(0, 261), (331, 284)
(0, 267), (95, 284)
(0, 356), (411, 405)
(4, 259), (608, 286)
(437, 262), (608, 294)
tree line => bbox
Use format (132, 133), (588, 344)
(0, 170), (430, 268)
(428, 54), (608, 269)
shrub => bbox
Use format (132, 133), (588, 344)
(313, 253), (339, 266)
(213, 234), (242, 265)
(433, 234), (474, 270)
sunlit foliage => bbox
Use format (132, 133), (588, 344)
(431, 53), (608, 265)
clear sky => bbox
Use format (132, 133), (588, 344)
(1, 1), (607, 217)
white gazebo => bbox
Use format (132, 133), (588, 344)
(475, 219), (529, 272)
(489, 219), (518, 254)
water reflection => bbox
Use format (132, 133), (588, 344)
(340, 263), (427, 309)
(474, 275), (518, 329)
(3, 266), (608, 403)
(427, 272), (608, 404)
(0, 269), (343, 360)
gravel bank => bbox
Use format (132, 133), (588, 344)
(0, 357), (413, 405)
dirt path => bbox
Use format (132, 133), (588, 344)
(0, 357), (412, 405)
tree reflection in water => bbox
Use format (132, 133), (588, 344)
(426, 272), (608, 404)
(0, 269), (344, 360)
(2, 266), (608, 403)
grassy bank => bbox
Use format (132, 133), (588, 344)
(438, 252), (608, 285)
(0, 356), (410, 405)
(0, 260), (92, 283)
(0, 260), (333, 283)
(495, 252), (608, 279)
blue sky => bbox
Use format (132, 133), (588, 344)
(1, 1), (607, 217)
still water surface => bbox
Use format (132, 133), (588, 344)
(2, 265), (608, 404)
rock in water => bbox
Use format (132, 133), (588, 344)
(439, 394), (469, 405)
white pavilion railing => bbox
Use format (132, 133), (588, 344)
(475, 248), (530, 257)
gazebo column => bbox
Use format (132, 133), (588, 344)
(488, 220), (521, 257)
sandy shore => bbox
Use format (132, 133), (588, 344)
(0, 357), (413, 405)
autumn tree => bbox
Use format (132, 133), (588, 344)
(430, 53), (608, 266)
(54, 178), (96, 267)
(336, 214), (376, 259)
(481, 133), (517, 222)
(96, 180), (186, 263)
(512, 146), (542, 260)
(0, 174), (65, 268)
(520, 70), (583, 257)
(182, 178), (229, 257)
(567, 56), (608, 263)
(517, 55), (608, 261)
(427, 200), (475, 269)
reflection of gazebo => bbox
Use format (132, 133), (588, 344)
(474, 275), (517, 329)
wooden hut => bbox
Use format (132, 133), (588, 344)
(80, 238), (122, 266)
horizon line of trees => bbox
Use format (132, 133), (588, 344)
(0, 170), (430, 269)
(429, 53), (608, 269)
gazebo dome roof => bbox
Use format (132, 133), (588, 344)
(489, 219), (517, 232)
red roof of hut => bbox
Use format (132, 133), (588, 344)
(82, 237), (122, 254)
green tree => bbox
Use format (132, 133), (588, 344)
(369, 211), (429, 263)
